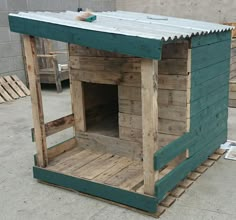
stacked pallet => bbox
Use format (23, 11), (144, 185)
(224, 23), (236, 107)
(0, 75), (30, 103)
(229, 77), (236, 107)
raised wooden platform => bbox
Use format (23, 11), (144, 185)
(36, 146), (226, 218)
(0, 75), (30, 103)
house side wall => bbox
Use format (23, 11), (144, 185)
(154, 31), (231, 202)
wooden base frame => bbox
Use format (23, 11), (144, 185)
(33, 146), (226, 217)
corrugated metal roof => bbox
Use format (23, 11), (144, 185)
(9, 10), (233, 41)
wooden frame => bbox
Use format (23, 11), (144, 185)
(19, 20), (230, 214)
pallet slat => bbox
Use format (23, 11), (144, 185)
(0, 75), (30, 103)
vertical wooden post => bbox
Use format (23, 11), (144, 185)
(68, 45), (86, 133)
(141, 59), (159, 195)
(23, 35), (48, 167)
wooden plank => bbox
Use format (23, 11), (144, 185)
(94, 157), (133, 182)
(70, 69), (122, 85)
(76, 132), (142, 160)
(119, 99), (142, 115)
(170, 187), (185, 198)
(162, 41), (189, 59)
(0, 84), (13, 101)
(119, 126), (142, 143)
(70, 79), (86, 132)
(47, 138), (77, 161)
(0, 77), (19, 99)
(158, 133), (180, 148)
(11, 75), (30, 95)
(158, 74), (187, 90)
(159, 118), (186, 135)
(33, 166), (158, 213)
(72, 153), (119, 180)
(187, 172), (201, 181)
(118, 86), (141, 101)
(141, 58), (158, 195)
(159, 105), (187, 121)
(0, 95), (5, 103)
(179, 179), (194, 189)
(158, 89), (187, 106)
(195, 165), (208, 173)
(70, 56), (141, 73)
(119, 113), (141, 129)
(159, 59), (188, 75)
(9, 16), (162, 60)
(229, 91), (236, 100)
(229, 99), (236, 107)
(215, 148), (226, 155)
(23, 35), (48, 167)
(104, 161), (143, 190)
(202, 159), (215, 167)
(45, 114), (75, 136)
(155, 131), (226, 201)
(160, 196), (176, 207)
(209, 153), (221, 161)
(3, 75), (26, 97)
(191, 31), (231, 48)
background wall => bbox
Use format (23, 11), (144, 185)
(116, 0), (236, 23)
(1, 0), (236, 83)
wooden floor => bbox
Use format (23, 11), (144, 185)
(47, 147), (144, 192)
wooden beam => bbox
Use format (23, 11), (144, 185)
(141, 59), (159, 195)
(23, 35), (48, 167)
(69, 71), (86, 133)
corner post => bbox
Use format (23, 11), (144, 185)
(141, 59), (159, 195)
(23, 35), (48, 167)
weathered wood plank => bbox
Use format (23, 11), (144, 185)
(158, 74), (187, 90)
(47, 138), (77, 161)
(76, 132), (142, 160)
(141, 58), (158, 195)
(0, 77), (19, 99)
(11, 75), (30, 95)
(119, 99), (142, 115)
(23, 35), (48, 167)
(4, 75), (26, 97)
(70, 69), (122, 85)
(159, 59), (188, 75)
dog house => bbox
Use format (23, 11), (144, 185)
(9, 11), (232, 214)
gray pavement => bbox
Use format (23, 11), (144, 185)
(0, 88), (236, 220)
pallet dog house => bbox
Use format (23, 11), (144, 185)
(9, 11), (232, 214)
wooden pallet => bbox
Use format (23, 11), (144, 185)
(0, 75), (30, 103)
(39, 148), (226, 218)
(229, 77), (236, 108)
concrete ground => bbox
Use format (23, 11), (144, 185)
(0, 86), (236, 220)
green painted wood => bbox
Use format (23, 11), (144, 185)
(191, 40), (231, 71)
(33, 166), (158, 213)
(191, 31), (231, 48)
(154, 105), (227, 170)
(191, 73), (229, 101)
(155, 129), (227, 202)
(191, 59), (230, 87)
(8, 15), (162, 60)
(190, 85), (228, 116)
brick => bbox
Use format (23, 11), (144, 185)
(13, 56), (24, 70)
(0, 12), (9, 27)
(0, 27), (10, 43)
(7, 0), (28, 10)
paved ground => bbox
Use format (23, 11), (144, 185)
(0, 87), (236, 220)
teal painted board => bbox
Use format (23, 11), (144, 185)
(33, 167), (158, 213)
(190, 84), (228, 116)
(191, 40), (231, 71)
(8, 16), (162, 60)
(191, 73), (228, 101)
(191, 31), (231, 48)
(154, 105), (227, 170)
(155, 129), (227, 202)
(191, 59), (230, 87)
